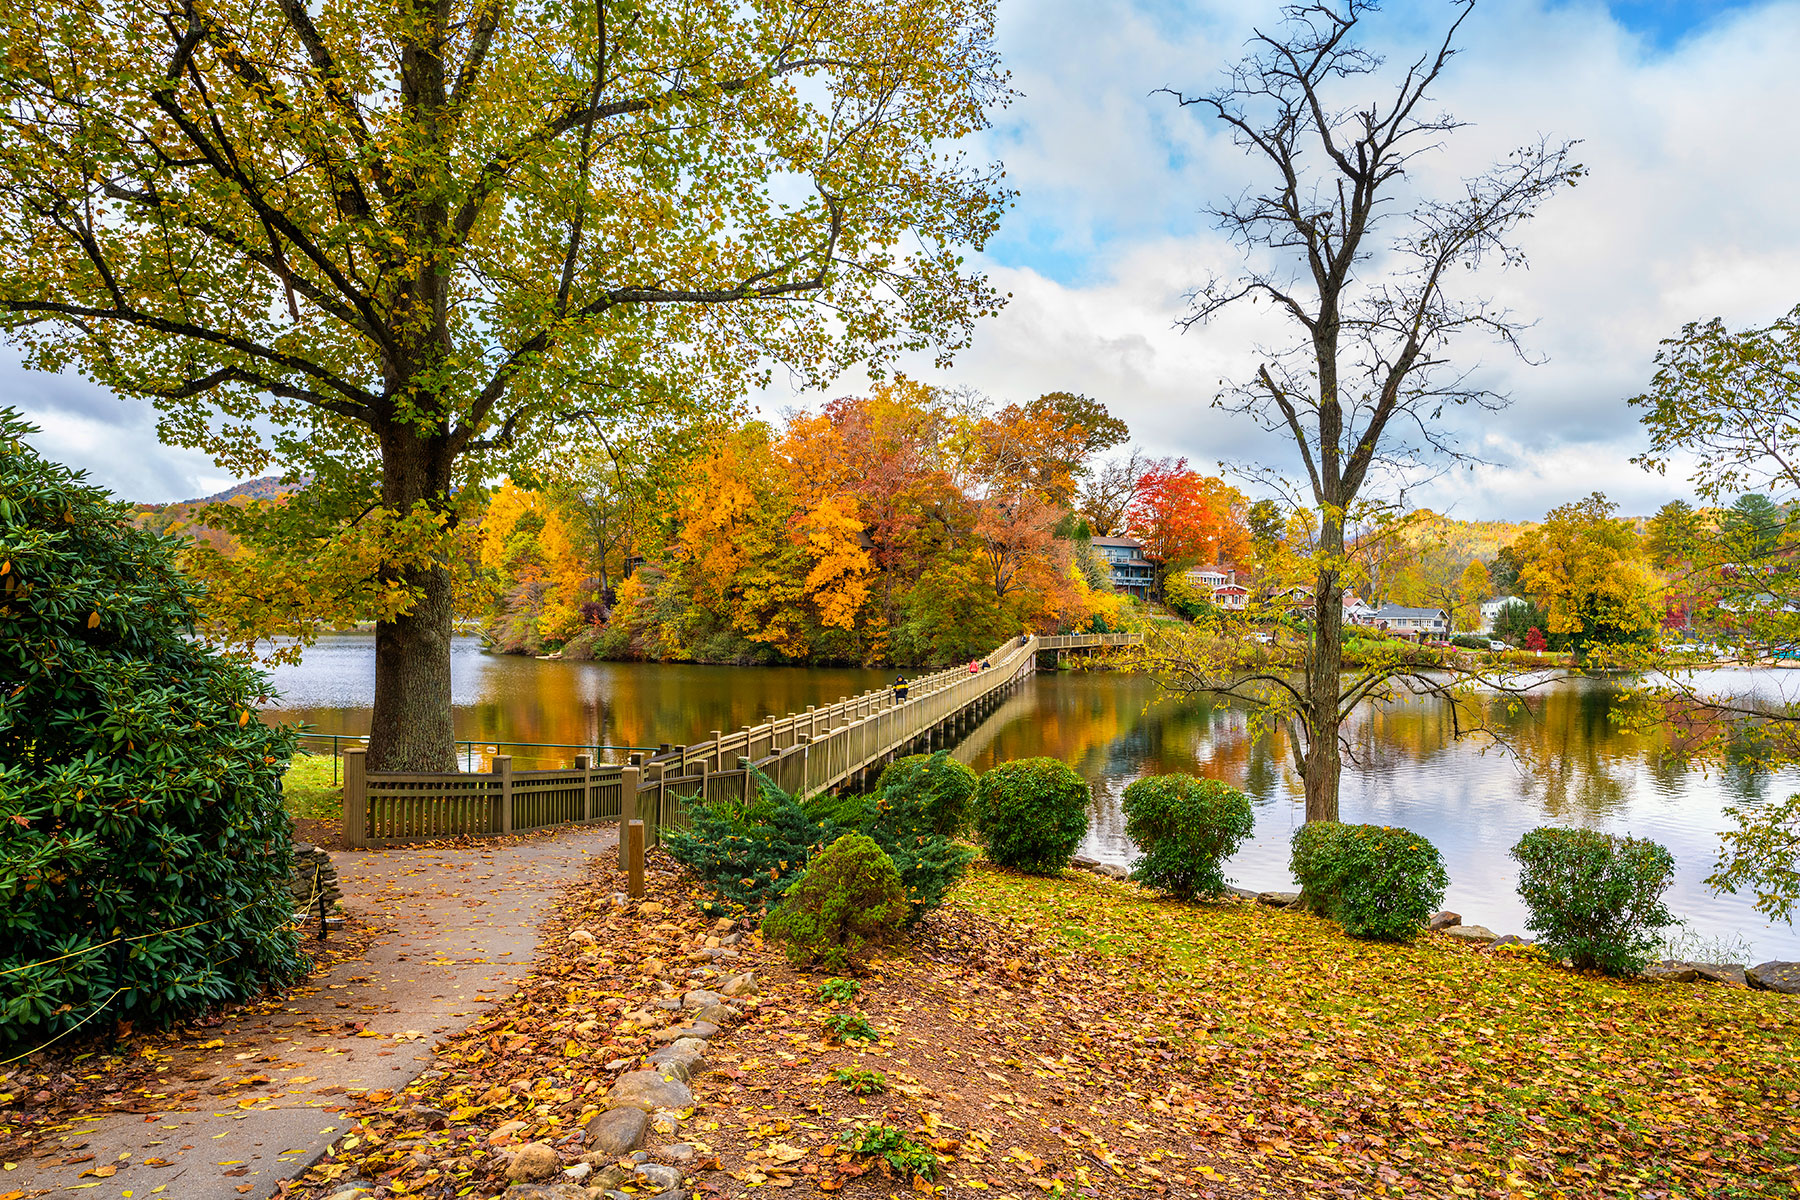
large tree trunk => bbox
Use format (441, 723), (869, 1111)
(1303, 510), (1345, 823)
(368, 420), (458, 772)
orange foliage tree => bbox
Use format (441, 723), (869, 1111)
(1125, 460), (1251, 590)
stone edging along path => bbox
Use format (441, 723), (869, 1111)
(1064, 856), (1800, 996)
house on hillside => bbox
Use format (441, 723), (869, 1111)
(1343, 594), (1378, 625)
(1187, 565), (1237, 590)
(1479, 596), (1525, 632)
(1093, 535), (1156, 597)
(1212, 583), (1250, 611)
(1371, 604), (1449, 638)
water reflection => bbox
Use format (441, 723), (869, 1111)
(265, 636), (1800, 960)
(953, 671), (1800, 961)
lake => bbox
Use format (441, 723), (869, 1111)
(266, 635), (1800, 961)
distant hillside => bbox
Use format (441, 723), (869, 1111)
(188, 476), (298, 505)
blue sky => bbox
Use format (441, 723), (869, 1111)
(14, 0), (1800, 519)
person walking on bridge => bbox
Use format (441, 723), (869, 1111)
(893, 676), (909, 701)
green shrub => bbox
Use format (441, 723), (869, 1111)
(822, 1011), (880, 1044)
(663, 775), (846, 913)
(1121, 775), (1255, 899)
(0, 409), (305, 1048)
(841, 1124), (940, 1182)
(971, 758), (1091, 875)
(818, 977), (861, 1004)
(763, 834), (909, 971)
(1290, 822), (1449, 942)
(871, 751), (978, 836)
(832, 1066), (888, 1095)
(1510, 827), (1676, 976)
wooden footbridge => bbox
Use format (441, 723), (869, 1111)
(340, 631), (1140, 848)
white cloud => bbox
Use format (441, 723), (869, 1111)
(12, 0), (1800, 522)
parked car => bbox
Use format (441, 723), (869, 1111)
(1249, 631), (1275, 645)
(1488, 640), (1507, 651)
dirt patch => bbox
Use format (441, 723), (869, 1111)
(294, 816), (346, 850)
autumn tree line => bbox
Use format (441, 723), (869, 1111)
(461, 383), (1250, 667)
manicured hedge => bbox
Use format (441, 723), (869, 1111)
(1122, 774), (1254, 899)
(972, 758), (1091, 875)
(1290, 822), (1448, 942)
(1511, 827), (1675, 976)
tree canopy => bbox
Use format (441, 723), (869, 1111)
(0, 0), (1012, 768)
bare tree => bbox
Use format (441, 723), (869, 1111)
(1157, 0), (1581, 822)
(1080, 447), (1149, 535)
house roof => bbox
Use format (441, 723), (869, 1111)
(1214, 584), (1249, 594)
(1092, 535), (1144, 548)
(1372, 604), (1448, 620)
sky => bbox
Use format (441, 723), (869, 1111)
(11, 0), (1800, 520)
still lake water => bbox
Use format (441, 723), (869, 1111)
(267, 635), (1800, 961)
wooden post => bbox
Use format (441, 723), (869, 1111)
(622, 770), (644, 863)
(575, 754), (591, 821)
(495, 755), (514, 835)
(626, 820), (646, 898)
(711, 731), (723, 772)
(342, 748), (367, 848)
(739, 756), (753, 802)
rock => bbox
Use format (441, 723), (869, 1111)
(1256, 891), (1301, 907)
(633, 1163), (684, 1191)
(719, 932), (743, 946)
(639, 957), (667, 976)
(654, 1143), (699, 1164)
(606, 1070), (694, 1111)
(681, 989), (724, 1009)
(1748, 961), (1800, 993)
(1442, 924), (1498, 943)
(490, 1119), (532, 1144)
(647, 1038), (708, 1081)
(649, 1110), (682, 1136)
(713, 917), (736, 933)
(1699, 963), (1749, 987)
(507, 1141), (563, 1183)
(498, 1186), (593, 1200)
(692, 1005), (735, 1027)
(653, 998), (683, 1011)
(650, 1191), (689, 1200)
(1426, 911), (1462, 932)
(585, 1106), (649, 1156)
(652, 1021), (719, 1044)
(323, 1188), (377, 1200)
(564, 1163), (594, 1182)
(719, 972), (758, 998)
(1642, 961), (1701, 983)
(585, 1164), (630, 1188)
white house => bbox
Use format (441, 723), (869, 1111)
(1343, 595), (1379, 625)
(1479, 596), (1525, 632)
(1370, 604), (1450, 638)
(1186, 565), (1237, 590)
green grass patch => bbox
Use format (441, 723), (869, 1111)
(953, 864), (1800, 1195)
(282, 752), (344, 821)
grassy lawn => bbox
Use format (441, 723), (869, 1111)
(282, 752), (343, 821)
(953, 866), (1800, 1198)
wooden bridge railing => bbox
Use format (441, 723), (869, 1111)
(340, 631), (1043, 848)
(1036, 632), (1142, 650)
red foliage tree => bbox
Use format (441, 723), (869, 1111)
(1124, 459), (1251, 579)
(1525, 626), (1547, 653)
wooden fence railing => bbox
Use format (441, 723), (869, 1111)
(1036, 632), (1142, 650)
(340, 632), (1042, 849)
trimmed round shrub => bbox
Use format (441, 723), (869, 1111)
(0, 409), (305, 1049)
(872, 751), (978, 837)
(1122, 775), (1255, 899)
(1290, 822), (1448, 942)
(971, 758), (1091, 875)
(763, 834), (910, 972)
(1510, 827), (1676, 976)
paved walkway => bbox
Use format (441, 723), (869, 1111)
(6, 826), (615, 1200)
